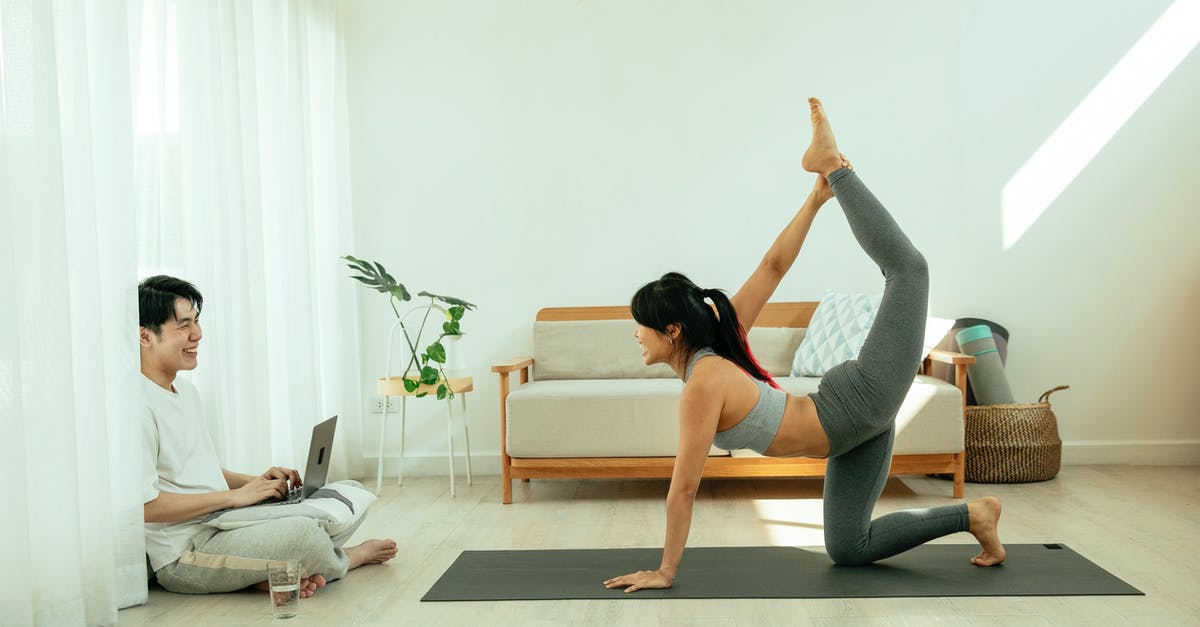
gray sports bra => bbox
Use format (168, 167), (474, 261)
(684, 348), (786, 454)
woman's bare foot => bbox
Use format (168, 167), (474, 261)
(346, 538), (399, 570)
(967, 496), (1006, 566)
(801, 97), (844, 178)
(253, 574), (326, 599)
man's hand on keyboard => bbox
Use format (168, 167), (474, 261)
(229, 476), (291, 507)
(260, 466), (302, 492)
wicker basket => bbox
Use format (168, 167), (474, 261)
(965, 385), (1067, 483)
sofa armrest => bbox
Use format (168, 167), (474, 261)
(925, 349), (976, 366)
(922, 350), (974, 417)
(494, 356), (533, 504)
(492, 356), (534, 374)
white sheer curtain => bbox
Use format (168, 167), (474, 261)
(132, 0), (365, 480)
(0, 0), (147, 624)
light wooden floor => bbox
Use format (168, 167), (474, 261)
(118, 465), (1199, 626)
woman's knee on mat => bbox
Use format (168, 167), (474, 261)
(824, 532), (875, 567)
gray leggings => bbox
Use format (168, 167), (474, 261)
(808, 167), (969, 565)
(154, 516), (358, 594)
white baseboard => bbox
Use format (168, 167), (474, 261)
(1061, 439), (1200, 465)
(368, 453), (503, 479)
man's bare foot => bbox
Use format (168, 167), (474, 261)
(301, 574), (326, 597)
(801, 97), (844, 178)
(253, 574), (326, 599)
(346, 538), (399, 570)
(967, 496), (1006, 566)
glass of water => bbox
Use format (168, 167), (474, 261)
(267, 559), (300, 619)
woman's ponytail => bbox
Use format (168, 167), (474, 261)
(632, 273), (780, 390)
(703, 288), (781, 390)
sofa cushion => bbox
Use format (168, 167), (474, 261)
(740, 375), (964, 456)
(747, 326), (807, 377)
(791, 290), (881, 377)
(505, 378), (729, 457)
(533, 319), (808, 380)
(533, 320), (676, 380)
(506, 375), (961, 458)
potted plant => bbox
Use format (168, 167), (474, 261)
(342, 254), (477, 399)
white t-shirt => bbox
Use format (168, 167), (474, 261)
(141, 374), (228, 572)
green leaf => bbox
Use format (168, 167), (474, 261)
(418, 291), (477, 310)
(420, 366), (440, 385)
(415, 392), (428, 398)
(343, 256), (376, 277)
(426, 341), (446, 363)
(342, 255), (371, 270)
(372, 259), (396, 284)
(449, 305), (466, 321)
(442, 321), (453, 334)
(436, 384), (448, 400)
(402, 378), (420, 393)
(388, 284), (411, 301)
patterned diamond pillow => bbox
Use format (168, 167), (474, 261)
(791, 290), (882, 377)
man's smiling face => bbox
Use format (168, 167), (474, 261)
(141, 297), (202, 381)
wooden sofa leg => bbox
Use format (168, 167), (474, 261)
(502, 463), (513, 504)
(953, 452), (965, 499)
(522, 478), (530, 483)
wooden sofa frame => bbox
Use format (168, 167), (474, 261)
(492, 302), (976, 504)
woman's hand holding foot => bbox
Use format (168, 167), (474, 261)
(811, 152), (852, 205)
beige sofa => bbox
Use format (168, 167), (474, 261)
(492, 303), (975, 504)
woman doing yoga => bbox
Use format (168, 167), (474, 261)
(604, 98), (1005, 593)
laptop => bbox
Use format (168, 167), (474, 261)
(271, 415), (337, 505)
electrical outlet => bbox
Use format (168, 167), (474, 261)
(372, 397), (399, 413)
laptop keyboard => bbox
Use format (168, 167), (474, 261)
(257, 485), (303, 506)
(282, 486), (303, 503)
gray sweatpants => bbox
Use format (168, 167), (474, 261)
(154, 516), (359, 594)
(808, 167), (969, 566)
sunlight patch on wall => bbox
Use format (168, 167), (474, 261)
(1001, 0), (1200, 249)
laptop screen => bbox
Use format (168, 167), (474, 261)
(302, 415), (337, 498)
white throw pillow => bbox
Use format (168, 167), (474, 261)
(201, 479), (376, 536)
(791, 290), (882, 377)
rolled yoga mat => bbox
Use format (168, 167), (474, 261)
(956, 324), (1014, 405)
(422, 544), (1141, 601)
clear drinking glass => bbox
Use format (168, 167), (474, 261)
(267, 559), (300, 619)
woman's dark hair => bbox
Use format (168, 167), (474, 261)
(631, 272), (779, 389)
(138, 275), (203, 335)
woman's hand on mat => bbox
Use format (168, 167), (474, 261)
(603, 569), (673, 593)
(229, 475), (290, 507)
(260, 466), (302, 489)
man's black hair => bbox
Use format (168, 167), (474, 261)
(138, 275), (203, 336)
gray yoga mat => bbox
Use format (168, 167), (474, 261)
(422, 544), (1141, 601)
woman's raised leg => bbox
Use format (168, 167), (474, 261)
(803, 97), (1005, 566)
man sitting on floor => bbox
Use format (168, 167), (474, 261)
(139, 275), (397, 596)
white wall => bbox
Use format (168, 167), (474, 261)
(341, 0), (1200, 475)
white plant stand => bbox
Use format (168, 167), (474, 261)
(375, 304), (473, 496)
